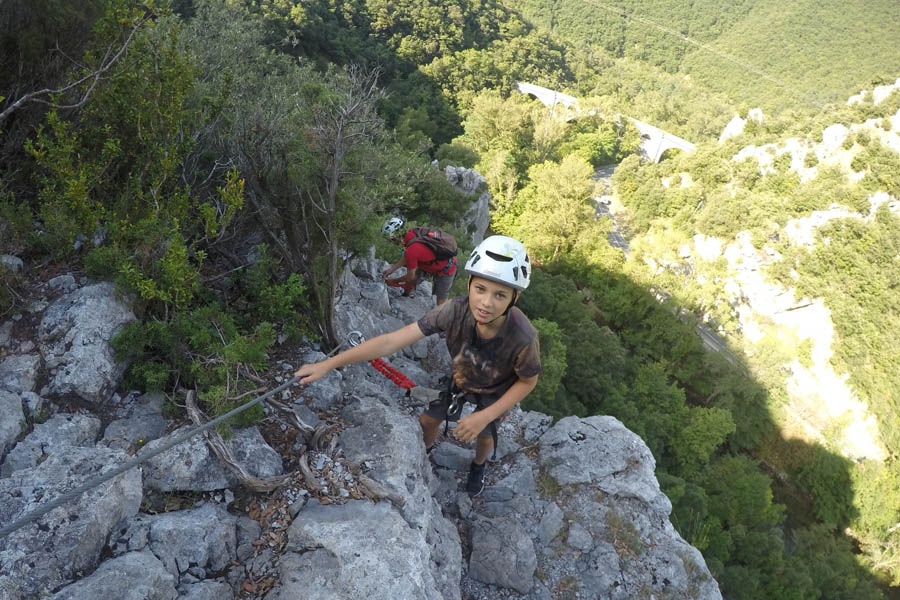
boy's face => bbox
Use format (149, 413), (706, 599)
(468, 276), (515, 323)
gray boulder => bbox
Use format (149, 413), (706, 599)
(147, 503), (237, 578)
(39, 282), (136, 404)
(537, 502), (565, 546)
(0, 391), (24, 459)
(539, 415), (671, 514)
(49, 551), (176, 600)
(0, 446), (143, 598)
(278, 499), (452, 600)
(0, 353), (40, 394)
(297, 350), (343, 411)
(102, 392), (167, 451)
(432, 442), (474, 472)
(0, 255), (23, 274)
(1, 412), (101, 477)
(468, 516), (537, 593)
(445, 165), (491, 246)
(47, 274), (77, 293)
(141, 425), (282, 492)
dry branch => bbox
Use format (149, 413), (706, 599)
(0, 13), (150, 123)
(185, 391), (291, 493)
(357, 474), (406, 507)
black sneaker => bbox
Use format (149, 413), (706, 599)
(466, 461), (486, 497)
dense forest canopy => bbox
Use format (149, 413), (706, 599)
(512, 0), (900, 113)
(2, 1), (900, 598)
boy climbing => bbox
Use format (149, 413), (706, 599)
(381, 217), (458, 306)
(296, 235), (541, 496)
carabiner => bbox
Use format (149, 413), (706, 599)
(347, 330), (365, 347)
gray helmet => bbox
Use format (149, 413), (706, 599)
(464, 235), (531, 291)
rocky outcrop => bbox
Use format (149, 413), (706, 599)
(446, 165), (491, 246)
(39, 281), (135, 404)
(140, 425), (283, 492)
(718, 108), (764, 143)
(49, 552), (176, 600)
(0, 391), (24, 459)
(0, 412), (101, 477)
(0, 446), (143, 598)
(0, 252), (720, 598)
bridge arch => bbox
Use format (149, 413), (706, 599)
(514, 81), (695, 163)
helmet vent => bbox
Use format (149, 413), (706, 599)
(470, 255), (481, 266)
(521, 266), (528, 279)
(485, 250), (513, 262)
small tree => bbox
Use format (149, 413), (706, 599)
(305, 65), (386, 347)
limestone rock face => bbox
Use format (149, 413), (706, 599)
(140, 425), (282, 492)
(0, 446), (143, 598)
(278, 500), (454, 600)
(101, 392), (167, 452)
(39, 282), (135, 404)
(1, 412), (101, 477)
(147, 503), (237, 578)
(446, 165), (491, 246)
(48, 551), (176, 600)
(0, 256), (720, 599)
(0, 353), (40, 395)
(0, 391), (24, 459)
(274, 396), (462, 600)
(468, 516), (537, 593)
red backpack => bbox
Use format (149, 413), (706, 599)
(405, 227), (458, 262)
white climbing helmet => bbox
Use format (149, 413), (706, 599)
(464, 235), (531, 291)
(381, 217), (405, 238)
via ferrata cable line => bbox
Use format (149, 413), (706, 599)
(0, 376), (302, 539)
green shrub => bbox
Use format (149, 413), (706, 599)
(24, 110), (120, 254)
(115, 220), (203, 311)
(84, 245), (127, 280)
(113, 303), (275, 424)
(803, 151), (819, 168)
(796, 451), (855, 527)
(435, 142), (480, 169)
(0, 197), (33, 253)
(236, 245), (311, 342)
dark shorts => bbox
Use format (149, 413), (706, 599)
(423, 390), (506, 439)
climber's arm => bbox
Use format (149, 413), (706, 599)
(295, 322), (425, 384)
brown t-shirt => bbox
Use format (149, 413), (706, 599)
(417, 297), (541, 398)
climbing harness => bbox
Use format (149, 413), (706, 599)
(348, 331), (416, 390)
(440, 380), (500, 462)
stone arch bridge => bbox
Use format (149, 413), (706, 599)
(515, 82), (696, 163)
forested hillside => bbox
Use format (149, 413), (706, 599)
(513, 0), (900, 112)
(2, 1), (900, 599)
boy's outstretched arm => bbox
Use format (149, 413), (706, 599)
(295, 322), (425, 385)
(453, 375), (539, 443)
